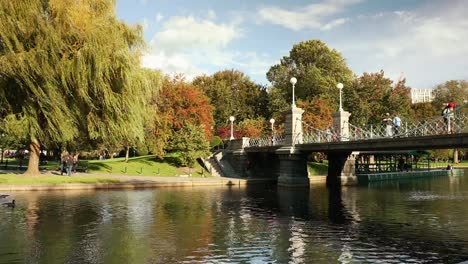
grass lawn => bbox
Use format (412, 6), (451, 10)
(86, 155), (209, 177)
(308, 161), (328, 176)
(1, 155), (210, 178)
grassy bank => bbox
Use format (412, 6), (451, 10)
(308, 161), (328, 176)
(1, 155), (210, 178)
(0, 175), (120, 185)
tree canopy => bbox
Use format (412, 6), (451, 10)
(0, 0), (155, 174)
(266, 40), (354, 118)
(432, 80), (468, 109)
(193, 70), (269, 127)
(344, 71), (411, 125)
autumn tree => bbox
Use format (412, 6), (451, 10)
(193, 70), (269, 127)
(0, 0), (153, 174)
(266, 40), (354, 118)
(153, 76), (214, 162)
(297, 98), (334, 130)
(238, 118), (267, 138)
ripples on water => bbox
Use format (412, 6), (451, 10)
(0, 173), (468, 263)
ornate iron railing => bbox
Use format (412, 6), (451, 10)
(302, 121), (337, 143)
(245, 103), (467, 147)
(247, 134), (285, 147)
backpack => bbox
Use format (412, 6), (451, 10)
(442, 107), (448, 116)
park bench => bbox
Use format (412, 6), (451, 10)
(74, 161), (89, 173)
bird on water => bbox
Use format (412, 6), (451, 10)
(3, 200), (15, 208)
(0, 194), (9, 199)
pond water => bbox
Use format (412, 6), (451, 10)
(1, 172), (468, 263)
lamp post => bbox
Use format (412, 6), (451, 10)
(229, 116), (235, 140)
(290, 77), (297, 107)
(269, 118), (275, 145)
(337, 82), (344, 112)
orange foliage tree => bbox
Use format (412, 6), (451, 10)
(298, 97), (334, 130)
(158, 76), (214, 139)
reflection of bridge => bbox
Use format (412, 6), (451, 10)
(220, 103), (467, 187)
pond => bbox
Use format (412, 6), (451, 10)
(1, 172), (468, 263)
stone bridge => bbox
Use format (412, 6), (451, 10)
(219, 104), (468, 188)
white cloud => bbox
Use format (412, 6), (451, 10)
(143, 12), (272, 80)
(257, 0), (362, 31)
(322, 18), (349, 31)
(334, 1), (468, 88)
(155, 13), (164, 23)
(150, 15), (240, 54)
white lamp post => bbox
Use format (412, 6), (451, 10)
(337, 82), (344, 112)
(229, 116), (235, 140)
(290, 77), (297, 107)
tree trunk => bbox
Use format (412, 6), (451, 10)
(25, 138), (40, 175)
(125, 146), (129, 163)
(453, 148), (459, 164)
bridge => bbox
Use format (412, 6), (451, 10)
(218, 103), (467, 187)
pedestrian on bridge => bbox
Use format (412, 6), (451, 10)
(383, 113), (393, 137)
(393, 113), (401, 137)
(442, 102), (455, 134)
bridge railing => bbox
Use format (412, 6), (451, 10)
(247, 134), (285, 148)
(246, 103), (467, 146)
(302, 121), (337, 143)
(349, 103), (467, 139)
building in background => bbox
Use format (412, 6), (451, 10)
(411, 88), (434, 104)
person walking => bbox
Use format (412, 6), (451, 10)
(393, 113), (401, 137)
(60, 150), (68, 175)
(383, 113), (393, 137)
(66, 153), (74, 176)
(442, 102), (455, 134)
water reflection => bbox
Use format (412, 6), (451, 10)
(0, 173), (468, 263)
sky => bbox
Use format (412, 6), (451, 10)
(116, 0), (468, 89)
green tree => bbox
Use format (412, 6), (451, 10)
(169, 123), (210, 167)
(344, 70), (410, 126)
(266, 40), (354, 117)
(432, 80), (468, 110)
(193, 70), (269, 127)
(410, 102), (438, 120)
(0, 0), (151, 174)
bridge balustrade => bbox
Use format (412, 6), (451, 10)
(247, 134), (285, 148)
(244, 103), (467, 147)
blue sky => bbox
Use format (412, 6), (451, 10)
(116, 0), (468, 89)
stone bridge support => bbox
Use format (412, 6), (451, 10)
(276, 106), (309, 187)
(326, 151), (358, 186)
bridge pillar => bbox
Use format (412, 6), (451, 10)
(327, 151), (358, 186)
(276, 106), (309, 187)
(284, 106), (305, 145)
(332, 110), (351, 141)
(225, 137), (250, 177)
(276, 151), (309, 188)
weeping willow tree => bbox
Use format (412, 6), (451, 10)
(0, 0), (159, 175)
